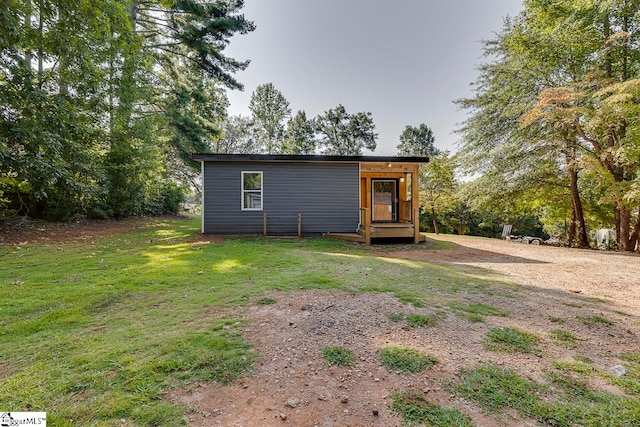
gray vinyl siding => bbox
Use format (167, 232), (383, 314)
(203, 162), (359, 234)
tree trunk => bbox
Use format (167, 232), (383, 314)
(106, 0), (139, 218)
(568, 206), (576, 246)
(618, 205), (632, 251)
(622, 3), (629, 81)
(568, 165), (589, 248)
(24, 2), (32, 68)
(630, 208), (640, 253)
(614, 203), (621, 247)
(564, 148), (589, 248)
(431, 206), (439, 235)
(37, 0), (43, 83)
(603, 12), (613, 78)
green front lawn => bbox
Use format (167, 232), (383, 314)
(0, 216), (501, 425)
(1, 216), (638, 426)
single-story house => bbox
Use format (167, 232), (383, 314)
(191, 154), (429, 244)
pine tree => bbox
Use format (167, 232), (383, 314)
(282, 110), (316, 154)
(248, 83), (291, 154)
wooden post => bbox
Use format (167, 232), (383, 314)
(364, 207), (371, 245)
(412, 164), (421, 243)
(263, 213), (267, 236)
(297, 213), (302, 238)
(414, 207), (421, 243)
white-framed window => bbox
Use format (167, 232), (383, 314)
(241, 171), (263, 210)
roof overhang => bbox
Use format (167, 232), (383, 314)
(191, 153), (429, 164)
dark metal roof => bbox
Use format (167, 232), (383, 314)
(191, 153), (429, 163)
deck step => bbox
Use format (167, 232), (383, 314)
(322, 233), (366, 243)
(358, 223), (415, 238)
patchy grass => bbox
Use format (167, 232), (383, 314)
(553, 360), (597, 375)
(448, 301), (510, 317)
(453, 365), (640, 426)
(537, 372), (640, 425)
(423, 239), (459, 250)
(452, 364), (540, 414)
(379, 347), (438, 373)
(321, 346), (355, 367)
(620, 352), (640, 364)
(548, 316), (565, 323)
(484, 327), (540, 355)
(448, 301), (509, 322)
(465, 313), (485, 323)
(255, 297), (277, 305)
(563, 302), (582, 308)
(574, 355), (594, 364)
(577, 315), (614, 327)
(405, 313), (439, 328)
(385, 312), (441, 328)
(389, 389), (473, 426)
(605, 352), (640, 396)
(387, 313), (405, 322)
(549, 329), (578, 349)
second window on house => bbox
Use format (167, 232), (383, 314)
(242, 171), (263, 210)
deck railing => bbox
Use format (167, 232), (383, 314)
(399, 200), (412, 222)
(358, 205), (420, 245)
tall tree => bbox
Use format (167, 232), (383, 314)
(517, 0), (640, 250)
(1, 0), (255, 219)
(420, 152), (457, 234)
(282, 110), (316, 154)
(458, 0), (640, 250)
(397, 123), (440, 157)
(213, 115), (260, 154)
(104, 0), (255, 217)
(519, 87), (591, 247)
(314, 104), (377, 155)
(159, 54), (229, 164)
(248, 82), (291, 154)
(1, 0), (129, 218)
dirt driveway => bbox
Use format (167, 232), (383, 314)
(168, 235), (640, 427)
(395, 234), (640, 314)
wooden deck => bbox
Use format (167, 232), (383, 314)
(322, 232), (366, 243)
(323, 223), (426, 244)
(362, 222), (415, 238)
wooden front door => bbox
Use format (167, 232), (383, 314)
(372, 179), (398, 222)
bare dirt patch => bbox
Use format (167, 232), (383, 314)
(167, 291), (500, 427)
(0, 215), (223, 245)
(0, 217), (150, 244)
(167, 235), (640, 426)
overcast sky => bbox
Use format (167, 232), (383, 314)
(224, 1), (524, 155)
